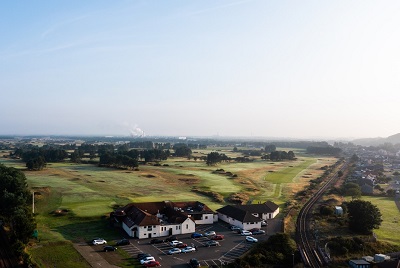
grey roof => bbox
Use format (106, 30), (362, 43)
(234, 201), (279, 214)
(216, 201), (279, 223)
(216, 205), (261, 223)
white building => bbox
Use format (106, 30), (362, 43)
(216, 201), (279, 230)
(112, 201), (216, 239)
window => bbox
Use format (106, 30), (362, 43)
(176, 226), (178, 230)
(186, 224), (188, 229)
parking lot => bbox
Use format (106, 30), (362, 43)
(113, 219), (280, 267)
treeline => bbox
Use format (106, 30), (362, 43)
(13, 147), (68, 170)
(307, 146), (342, 155)
(261, 150), (296, 161)
(0, 164), (36, 264)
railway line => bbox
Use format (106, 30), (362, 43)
(296, 160), (348, 267)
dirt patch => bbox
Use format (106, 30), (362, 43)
(178, 178), (199, 184)
(227, 193), (249, 204)
(144, 174), (156, 178)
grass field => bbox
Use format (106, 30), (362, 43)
(362, 196), (400, 245)
(1, 149), (336, 267)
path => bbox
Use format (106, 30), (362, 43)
(73, 242), (120, 268)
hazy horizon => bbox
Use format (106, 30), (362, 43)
(2, 1), (400, 139)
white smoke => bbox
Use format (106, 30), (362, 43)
(129, 125), (146, 137)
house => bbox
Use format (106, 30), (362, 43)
(216, 201), (279, 230)
(111, 201), (216, 239)
(349, 259), (371, 268)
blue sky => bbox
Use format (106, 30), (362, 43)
(1, 1), (400, 139)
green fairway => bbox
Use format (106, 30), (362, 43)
(362, 196), (400, 245)
(0, 153), (335, 267)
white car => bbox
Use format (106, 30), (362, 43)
(181, 246), (196, 253)
(140, 256), (155, 264)
(169, 240), (182, 246)
(168, 248), (182, 255)
(246, 236), (258, 243)
(230, 226), (241, 231)
(204, 231), (216, 236)
(92, 238), (107, 245)
(240, 230), (252, 236)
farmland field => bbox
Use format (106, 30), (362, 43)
(1, 149), (336, 267)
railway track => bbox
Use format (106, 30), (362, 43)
(296, 160), (348, 267)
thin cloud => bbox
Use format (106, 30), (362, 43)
(187, 0), (254, 16)
(41, 15), (90, 39)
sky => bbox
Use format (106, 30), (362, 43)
(1, 1), (400, 139)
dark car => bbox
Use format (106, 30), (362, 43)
(116, 238), (130, 246)
(137, 253), (152, 260)
(191, 232), (203, 238)
(176, 242), (188, 248)
(103, 245), (117, 252)
(189, 258), (201, 267)
(150, 238), (164, 244)
(165, 236), (177, 242)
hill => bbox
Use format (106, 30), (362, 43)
(352, 133), (400, 146)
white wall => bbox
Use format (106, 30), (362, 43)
(122, 222), (134, 237)
(217, 213), (245, 229)
(192, 213), (214, 224)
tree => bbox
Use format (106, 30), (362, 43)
(264, 144), (276, 153)
(346, 200), (382, 234)
(342, 183), (361, 200)
(206, 152), (224, 166)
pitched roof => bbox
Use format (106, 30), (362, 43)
(216, 201), (279, 223)
(216, 205), (261, 223)
(234, 201), (279, 214)
(120, 200), (212, 227)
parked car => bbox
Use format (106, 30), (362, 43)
(230, 225), (241, 231)
(181, 246), (196, 253)
(168, 248), (182, 255)
(92, 238), (107, 245)
(176, 242), (188, 248)
(245, 236), (258, 243)
(103, 245), (117, 252)
(140, 256), (155, 264)
(189, 258), (201, 267)
(204, 231), (216, 236)
(240, 230), (252, 236)
(261, 221), (267, 226)
(143, 261), (161, 267)
(137, 253), (152, 260)
(169, 240), (182, 246)
(249, 228), (260, 232)
(165, 236), (177, 242)
(205, 240), (220, 247)
(252, 230), (266, 235)
(191, 232), (203, 238)
(116, 238), (130, 246)
(150, 238), (164, 244)
(211, 234), (224, 240)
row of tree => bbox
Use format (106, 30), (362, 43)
(261, 150), (296, 161)
(0, 164), (36, 263)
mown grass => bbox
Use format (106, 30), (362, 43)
(28, 241), (91, 268)
(0, 151), (336, 267)
(362, 196), (400, 245)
